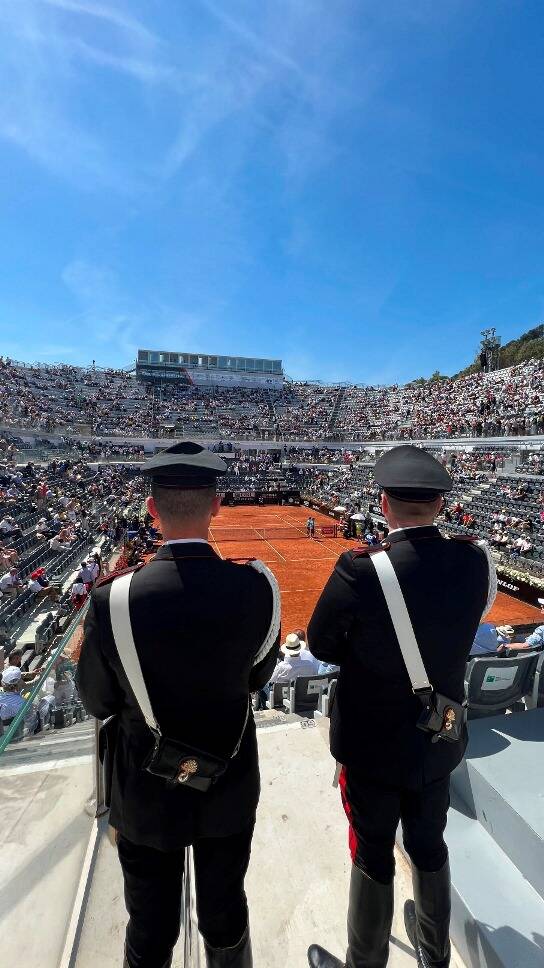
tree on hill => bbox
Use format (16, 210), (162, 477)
(408, 369), (449, 386)
(453, 323), (543, 378)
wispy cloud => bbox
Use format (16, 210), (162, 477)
(41, 0), (158, 45)
(0, 0), (375, 191)
(0, 0), (167, 188)
(196, 0), (311, 83)
(60, 259), (205, 363)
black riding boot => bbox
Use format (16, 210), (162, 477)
(204, 925), (253, 967)
(308, 864), (394, 968)
(123, 950), (172, 967)
(307, 945), (344, 967)
(403, 860), (451, 967)
(346, 865), (394, 967)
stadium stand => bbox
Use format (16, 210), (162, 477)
(1, 354), (542, 442)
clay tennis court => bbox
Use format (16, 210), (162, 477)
(207, 505), (543, 634)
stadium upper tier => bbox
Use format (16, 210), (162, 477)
(0, 356), (542, 442)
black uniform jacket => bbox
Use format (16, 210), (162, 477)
(76, 542), (280, 850)
(308, 526), (490, 788)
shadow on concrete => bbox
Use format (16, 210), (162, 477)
(464, 919), (544, 968)
(465, 708), (544, 763)
(390, 934), (416, 959)
(0, 811), (90, 923)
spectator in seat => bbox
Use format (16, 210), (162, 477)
(6, 649), (41, 684)
(88, 554), (101, 583)
(70, 579), (88, 610)
(49, 534), (71, 553)
(510, 536), (533, 557)
(516, 599), (544, 651)
(78, 560), (94, 587)
(0, 567), (22, 598)
(0, 540), (18, 570)
(0, 666), (25, 725)
(28, 568), (59, 603)
(53, 653), (77, 705)
(0, 515), (22, 538)
(268, 632), (320, 686)
(0, 666), (39, 735)
(317, 657), (340, 675)
(470, 623), (512, 657)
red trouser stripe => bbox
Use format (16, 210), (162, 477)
(338, 765), (358, 863)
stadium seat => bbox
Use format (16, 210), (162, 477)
(0, 715), (25, 742)
(314, 678), (338, 719)
(465, 652), (541, 719)
(526, 651), (544, 710)
(283, 673), (334, 717)
(266, 682), (290, 710)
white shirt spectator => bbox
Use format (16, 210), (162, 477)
(88, 561), (100, 582)
(270, 651), (321, 684)
(79, 564), (93, 584)
(49, 536), (70, 552)
(71, 581), (87, 599)
(0, 571), (20, 592)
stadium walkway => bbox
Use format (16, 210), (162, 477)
(0, 714), (465, 967)
(72, 714), (465, 967)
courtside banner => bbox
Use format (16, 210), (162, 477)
(496, 570), (542, 607)
(223, 488), (301, 506)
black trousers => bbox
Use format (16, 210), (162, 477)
(339, 767), (450, 884)
(118, 822), (254, 968)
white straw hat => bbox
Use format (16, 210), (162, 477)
(281, 633), (302, 657)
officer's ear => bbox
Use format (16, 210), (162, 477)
(211, 493), (222, 518)
(146, 495), (158, 521)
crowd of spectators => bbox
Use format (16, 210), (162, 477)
(0, 454), (156, 739)
(1, 355), (542, 443)
(332, 360), (543, 441)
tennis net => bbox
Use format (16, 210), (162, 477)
(209, 525), (338, 542)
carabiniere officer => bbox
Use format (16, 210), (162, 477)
(77, 442), (281, 968)
(306, 445), (495, 968)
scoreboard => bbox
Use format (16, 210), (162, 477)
(136, 349), (284, 389)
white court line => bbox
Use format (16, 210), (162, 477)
(262, 535), (286, 562)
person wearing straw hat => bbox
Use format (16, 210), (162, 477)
(269, 632), (320, 686)
(307, 445), (495, 968)
(77, 441), (281, 968)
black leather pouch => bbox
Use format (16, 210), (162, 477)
(417, 691), (466, 744)
(142, 732), (229, 791)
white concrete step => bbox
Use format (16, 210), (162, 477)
(447, 795), (544, 968)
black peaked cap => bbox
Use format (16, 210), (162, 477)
(374, 445), (452, 502)
(140, 441), (227, 489)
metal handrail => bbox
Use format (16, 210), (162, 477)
(0, 601), (90, 755)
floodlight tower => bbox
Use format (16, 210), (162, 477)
(478, 328), (501, 372)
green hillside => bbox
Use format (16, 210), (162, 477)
(454, 324), (543, 378)
(410, 324), (543, 384)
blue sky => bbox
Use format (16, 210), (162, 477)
(1, 0), (543, 383)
